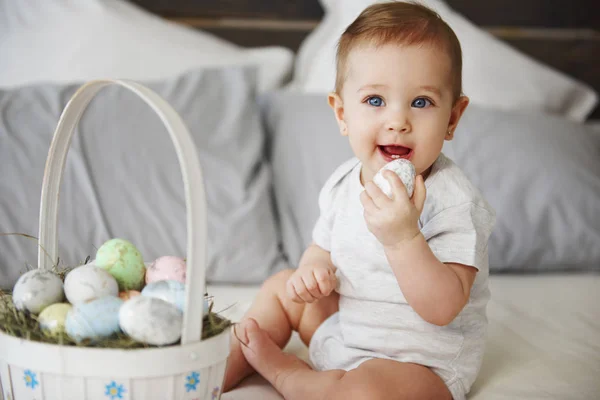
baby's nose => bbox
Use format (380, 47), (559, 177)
(386, 112), (411, 133)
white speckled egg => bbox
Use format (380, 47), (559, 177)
(64, 262), (119, 304)
(12, 269), (64, 314)
(145, 256), (187, 284)
(373, 158), (416, 198)
(141, 280), (185, 311)
(65, 296), (123, 342)
(38, 303), (72, 336)
(119, 296), (182, 346)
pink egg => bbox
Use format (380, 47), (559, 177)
(145, 256), (187, 284)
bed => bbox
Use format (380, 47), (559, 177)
(212, 273), (600, 400)
(1, 1), (599, 399)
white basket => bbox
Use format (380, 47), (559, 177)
(0, 80), (231, 400)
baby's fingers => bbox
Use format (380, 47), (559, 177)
(364, 181), (389, 209)
(313, 268), (335, 296)
(286, 278), (303, 303)
(301, 272), (321, 301)
(290, 276), (316, 303)
(412, 175), (427, 213)
(360, 190), (378, 211)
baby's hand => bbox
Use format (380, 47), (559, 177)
(360, 171), (426, 248)
(286, 265), (337, 303)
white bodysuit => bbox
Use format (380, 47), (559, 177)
(308, 153), (496, 400)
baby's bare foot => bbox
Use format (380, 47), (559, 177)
(222, 324), (256, 392)
(237, 318), (311, 395)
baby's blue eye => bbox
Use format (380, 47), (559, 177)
(412, 98), (431, 108)
(367, 96), (384, 107)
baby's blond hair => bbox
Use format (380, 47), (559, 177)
(335, 1), (463, 102)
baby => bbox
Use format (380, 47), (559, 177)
(223, 2), (495, 400)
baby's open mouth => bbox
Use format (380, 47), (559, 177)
(379, 145), (413, 162)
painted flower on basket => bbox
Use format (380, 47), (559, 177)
(105, 381), (126, 399)
(185, 371), (200, 392)
(211, 386), (220, 400)
(23, 370), (38, 389)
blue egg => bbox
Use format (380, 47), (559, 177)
(141, 280), (209, 315)
(65, 296), (123, 342)
(141, 280), (185, 311)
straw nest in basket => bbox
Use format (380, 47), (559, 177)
(0, 290), (230, 348)
(0, 234), (231, 349)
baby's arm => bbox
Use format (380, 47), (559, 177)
(286, 243), (338, 303)
(361, 170), (476, 326)
(384, 236), (476, 326)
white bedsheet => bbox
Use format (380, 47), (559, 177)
(212, 273), (600, 400)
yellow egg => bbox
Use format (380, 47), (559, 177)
(38, 303), (72, 336)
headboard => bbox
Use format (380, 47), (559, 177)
(131, 0), (600, 118)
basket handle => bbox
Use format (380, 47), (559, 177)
(37, 80), (206, 345)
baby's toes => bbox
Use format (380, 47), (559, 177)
(237, 318), (311, 393)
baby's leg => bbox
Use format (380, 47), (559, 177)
(237, 318), (452, 400)
(223, 269), (339, 391)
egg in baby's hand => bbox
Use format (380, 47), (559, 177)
(95, 238), (146, 291)
(38, 303), (72, 336)
(119, 296), (182, 346)
(65, 296), (124, 342)
(145, 256), (186, 284)
(64, 261), (119, 304)
(372, 158), (416, 198)
(12, 269), (64, 314)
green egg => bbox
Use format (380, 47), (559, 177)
(38, 303), (72, 336)
(95, 238), (146, 291)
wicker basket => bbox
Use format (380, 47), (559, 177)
(0, 80), (231, 400)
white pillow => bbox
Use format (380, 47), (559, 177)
(0, 0), (293, 93)
(291, 0), (598, 121)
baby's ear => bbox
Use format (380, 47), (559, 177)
(328, 92), (348, 136)
(446, 96), (470, 139)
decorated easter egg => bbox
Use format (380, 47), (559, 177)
(65, 296), (124, 342)
(119, 296), (182, 346)
(64, 262), (119, 304)
(141, 280), (185, 311)
(38, 303), (72, 336)
(141, 280), (210, 315)
(12, 269), (64, 314)
(373, 158), (416, 198)
(145, 256), (186, 284)
(95, 238), (146, 291)
(118, 290), (141, 301)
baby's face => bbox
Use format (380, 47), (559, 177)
(330, 42), (467, 184)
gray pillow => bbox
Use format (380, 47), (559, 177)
(262, 91), (600, 272)
(453, 105), (600, 271)
(0, 67), (286, 290)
